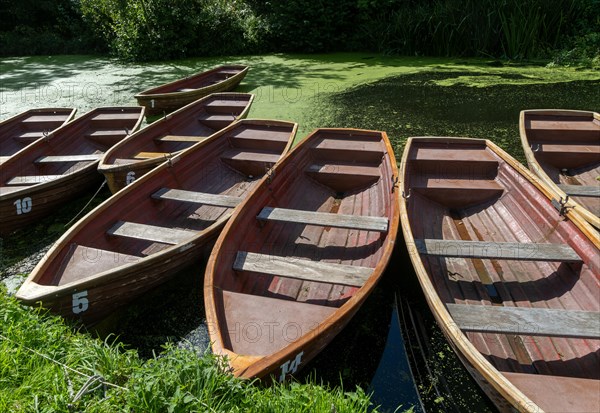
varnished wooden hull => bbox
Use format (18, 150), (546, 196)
(0, 167), (102, 236)
(400, 137), (600, 413)
(0, 107), (144, 236)
(519, 109), (600, 229)
(0, 107), (76, 164)
(205, 128), (399, 381)
(16, 119), (297, 324)
(135, 65), (249, 116)
(99, 93), (254, 193)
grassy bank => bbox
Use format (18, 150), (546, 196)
(0, 290), (375, 412)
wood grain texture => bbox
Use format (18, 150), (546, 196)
(0, 108), (76, 162)
(151, 188), (242, 208)
(108, 221), (197, 244)
(0, 107), (144, 235)
(204, 127), (399, 380)
(35, 154), (102, 163)
(400, 136), (600, 413)
(503, 372), (600, 413)
(134, 65), (249, 115)
(520, 109), (600, 229)
(557, 184), (600, 197)
(15, 119), (297, 325)
(99, 92), (254, 193)
(234, 251), (373, 287)
(154, 135), (208, 143)
(447, 303), (600, 339)
(257, 206), (389, 232)
(415, 239), (581, 262)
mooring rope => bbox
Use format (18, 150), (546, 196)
(64, 178), (108, 228)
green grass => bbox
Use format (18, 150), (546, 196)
(0, 290), (375, 412)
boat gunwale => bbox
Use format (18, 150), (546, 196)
(0, 107), (78, 165)
(399, 135), (599, 413)
(518, 109), (600, 229)
(0, 106), (144, 200)
(15, 118), (298, 304)
(134, 65), (249, 99)
(204, 127), (400, 379)
(98, 92), (255, 173)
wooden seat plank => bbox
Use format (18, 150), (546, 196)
(35, 154), (102, 163)
(557, 184), (600, 197)
(446, 303), (600, 339)
(14, 131), (45, 141)
(536, 143), (600, 154)
(91, 113), (142, 121)
(415, 239), (581, 262)
(221, 290), (336, 355)
(306, 163), (380, 178)
(229, 127), (291, 142)
(154, 135), (208, 143)
(234, 251), (372, 287)
(257, 206), (388, 232)
(221, 149), (281, 164)
(528, 119), (599, 132)
(151, 188), (242, 208)
(22, 115), (69, 123)
(133, 151), (169, 160)
(87, 129), (127, 138)
(414, 178), (503, 191)
(312, 138), (384, 154)
(6, 175), (63, 185)
(205, 99), (248, 108)
(107, 221), (195, 245)
(198, 113), (236, 129)
(411, 147), (497, 163)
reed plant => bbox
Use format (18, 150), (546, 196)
(359, 0), (583, 59)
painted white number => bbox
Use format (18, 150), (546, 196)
(279, 351), (304, 382)
(72, 290), (89, 314)
(126, 171), (136, 185)
(14, 197), (32, 215)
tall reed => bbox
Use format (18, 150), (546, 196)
(360, 0), (581, 59)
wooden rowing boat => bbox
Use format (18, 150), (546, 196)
(205, 128), (399, 381)
(0, 108), (76, 164)
(15, 119), (297, 324)
(135, 65), (249, 116)
(99, 93), (254, 193)
(520, 109), (600, 229)
(0, 107), (144, 236)
(399, 137), (600, 412)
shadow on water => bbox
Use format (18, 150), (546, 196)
(318, 71), (600, 163)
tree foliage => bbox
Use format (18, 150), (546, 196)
(80, 0), (265, 61)
(0, 0), (597, 65)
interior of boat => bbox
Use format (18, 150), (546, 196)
(524, 111), (600, 217)
(1, 108), (142, 194)
(405, 138), (599, 407)
(0, 108), (74, 161)
(140, 65), (247, 95)
(212, 129), (396, 356)
(34, 121), (295, 287)
(104, 94), (252, 166)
